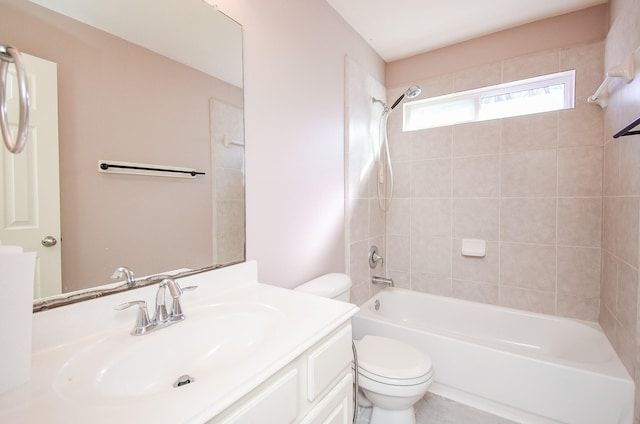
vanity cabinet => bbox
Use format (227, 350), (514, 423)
(209, 323), (353, 424)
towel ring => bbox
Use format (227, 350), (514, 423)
(0, 45), (30, 154)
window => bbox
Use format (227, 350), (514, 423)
(403, 70), (575, 131)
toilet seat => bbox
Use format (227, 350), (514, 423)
(356, 336), (433, 386)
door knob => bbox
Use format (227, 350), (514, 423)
(41, 235), (58, 247)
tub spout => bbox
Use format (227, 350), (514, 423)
(372, 275), (394, 287)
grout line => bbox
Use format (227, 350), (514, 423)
(555, 107), (560, 315)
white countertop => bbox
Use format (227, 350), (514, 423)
(0, 261), (358, 423)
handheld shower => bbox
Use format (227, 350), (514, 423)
(389, 85), (422, 110)
(372, 84), (421, 212)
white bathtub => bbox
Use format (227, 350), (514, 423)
(351, 287), (634, 424)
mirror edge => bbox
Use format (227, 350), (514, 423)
(32, 261), (244, 312)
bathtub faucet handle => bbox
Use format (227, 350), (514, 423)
(369, 245), (384, 269)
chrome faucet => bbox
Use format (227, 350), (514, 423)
(115, 278), (197, 336)
(372, 275), (394, 287)
(112, 266), (136, 286)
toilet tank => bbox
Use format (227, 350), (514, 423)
(294, 273), (352, 302)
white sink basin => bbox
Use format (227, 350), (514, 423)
(53, 302), (284, 402)
(0, 264), (359, 424)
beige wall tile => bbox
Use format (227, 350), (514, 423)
(387, 234), (410, 273)
(557, 246), (601, 298)
(370, 198), (385, 237)
(502, 113), (558, 153)
(350, 240), (373, 285)
(412, 127), (452, 160)
(557, 294), (599, 321)
(392, 161), (412, 198)
(387, 198), (410, 236)
(452, 240), (499, 284)
(412, 73), (454, 98)
(560, 41), (604, 100)
(557, 146), (603, 196)
(603, 139), (620, 196)
(617, 261), (638, 331)
(411, 273), (452, 296)
(452, 279), (499, 304)
(453, 62), (502, 92)
(600, 301), (616, 341)
(452, 120), (501, 157)
(452, 198), (499, 240)
(557, 197), (602, 247)
(351, 283), (370, 307)
(452, 155), (500, 197)
(389, 271), (410, 290)
(349, 198), (369, 242)
(411, 236), (452, 277)
(217, 199), (244, 232)
(500, 198), (557, 244)
(500, 242), (556, 291)
(500, 286), (556, 314)
(617, 197), (640, 268)
(614, 325), (637, 381)
(602, 197), (619, 255)
(501, 149), (557, 197)
(388, 125), (413, 163)
(619, 138), (640, 195)
(411, 198), (451, 238)
(412, 158), (452, 198)
(558, 102), (604, 148)
(601, 251), (619, 315)
(502, 49), (560, 83)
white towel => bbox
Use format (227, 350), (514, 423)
(0, 246), (36, 393)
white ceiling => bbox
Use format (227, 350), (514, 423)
(30, 0), (243, 87)
(326, 0), (608, 62)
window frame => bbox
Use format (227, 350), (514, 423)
(402, 69), (576, 132)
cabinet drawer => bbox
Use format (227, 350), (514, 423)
(300, 373), (352, 424)
(307, 325), (352, 402)
(218, 368), (298, 424)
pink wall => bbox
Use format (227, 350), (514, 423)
(216, 0), (385, 287)
(387, 4), (608, 88)
(2, 0), (242, 291)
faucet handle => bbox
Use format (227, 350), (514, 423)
(112, 266), (136, 286)
(169, 284), (198, 321)
(115, 301), (152, 335)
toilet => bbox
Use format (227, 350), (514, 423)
(295, 274), (433, 424)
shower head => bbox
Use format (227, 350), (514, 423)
(389, 85), (422, 110)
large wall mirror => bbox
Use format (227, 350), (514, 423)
(0, 0), (245, 308)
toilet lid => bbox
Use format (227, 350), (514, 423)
(356, 336), (432, 382)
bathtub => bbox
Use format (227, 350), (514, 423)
(351, 288), (634, 424)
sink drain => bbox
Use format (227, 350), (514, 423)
(174, 375), (195, 388)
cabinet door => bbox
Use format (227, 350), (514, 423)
(300, 373), (352, 424)
(307, 325), (352, 401)
(218, 369), (299, 424)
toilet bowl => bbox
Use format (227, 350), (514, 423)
(355, 335), (433, 424)
(294, 273), (433, 424)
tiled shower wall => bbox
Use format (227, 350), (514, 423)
(211, 100), (245, 265)
(600, 0), (640, 418)
(345, 57), (389, 306)
(382, 40), (604, 320)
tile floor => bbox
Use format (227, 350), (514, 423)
(415, 393), (517, 423)
(355, 392), (517, 424)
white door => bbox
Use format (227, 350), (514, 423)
(0, 52), (61, 298)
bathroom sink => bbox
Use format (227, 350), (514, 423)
(53, 302), (284, 402)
